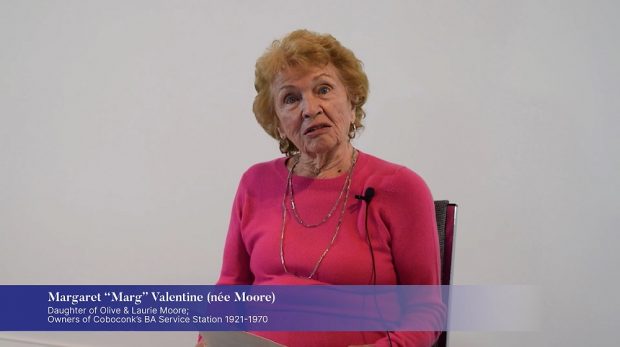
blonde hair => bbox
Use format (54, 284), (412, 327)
(253, 29), (369, 155)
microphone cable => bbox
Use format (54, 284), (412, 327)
(359, 188), (393, 347)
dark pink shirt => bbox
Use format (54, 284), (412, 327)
(217, 151), (443, 346)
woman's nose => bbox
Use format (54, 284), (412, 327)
(301, 95), (323, 119)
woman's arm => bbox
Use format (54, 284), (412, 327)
(373, 167), (445, 347)
(217, 176), (255, 285)
(197, 178), (254, 346)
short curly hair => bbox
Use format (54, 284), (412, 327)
(253, 29), (369, 156)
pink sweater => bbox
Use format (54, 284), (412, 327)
(217, 151), (443, 347)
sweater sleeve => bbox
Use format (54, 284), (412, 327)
(216, 175), (255, 285)
(374, 167), (444, 347)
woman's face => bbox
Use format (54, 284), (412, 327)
(272, 64), (355, 157)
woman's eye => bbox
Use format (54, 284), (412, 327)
(283, 94), (299, 104)
(318, 86), (331, 95)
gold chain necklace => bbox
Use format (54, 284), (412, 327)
(279, 149), (358, 279)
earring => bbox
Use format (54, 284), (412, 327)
(348, 122), (357, 139)
(277, 133), (288, 154)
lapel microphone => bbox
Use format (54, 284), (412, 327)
(355, 187), (375, 203)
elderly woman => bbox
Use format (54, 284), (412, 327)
(210, 30), (443, 347)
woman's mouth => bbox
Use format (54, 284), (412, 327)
(304, 124), (331, 135)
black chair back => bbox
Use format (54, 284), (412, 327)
(433, 200), (458, 347)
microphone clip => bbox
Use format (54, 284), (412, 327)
(355, 187), (375, 203)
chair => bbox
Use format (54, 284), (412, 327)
(433, 200), (458, 347)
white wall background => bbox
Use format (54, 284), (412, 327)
(1, 1), (618, 346)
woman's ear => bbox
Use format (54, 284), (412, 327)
(276, 127), (286, 140)
(350, 103), (356, 121)
(273, 118), (284, 139)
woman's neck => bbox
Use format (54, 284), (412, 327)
(293, 144), (355, 178)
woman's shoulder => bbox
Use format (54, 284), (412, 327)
(244, 157), (285, 174)
(358, 151), (430, 194)
(238, 156), (287, 186)
(359, 151), (424, 180)
(359, 151), (404, 171)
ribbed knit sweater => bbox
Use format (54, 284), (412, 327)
(217, 151), (443, 347)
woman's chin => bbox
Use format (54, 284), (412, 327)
(300, 138), (343, 156)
